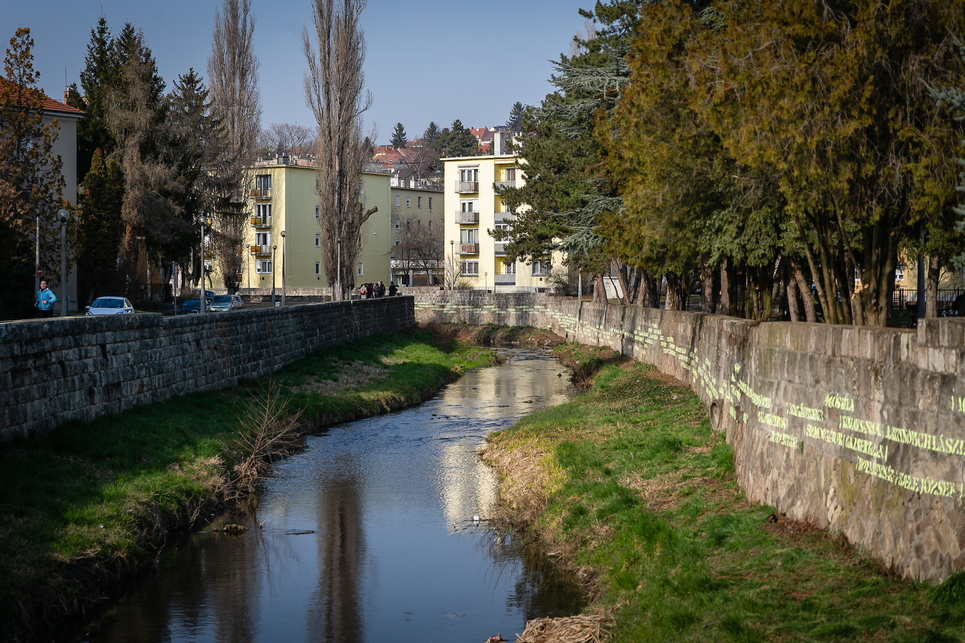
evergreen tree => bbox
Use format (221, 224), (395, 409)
(505, 101), (524, 133)
(78, 149), (124, 297)
(390, 122), (407, 148)
(432, 119), (478, 157)
(422, 121), (439, 147)
(75, 17), (118, 183)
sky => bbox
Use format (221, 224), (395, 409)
(5, 0), (594, 145)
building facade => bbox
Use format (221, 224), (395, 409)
(210, 158), (392, 293)
(390, 184), (443, 286)
(442, 153), (564, 292)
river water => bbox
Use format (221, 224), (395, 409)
(72, 349), (582, 643)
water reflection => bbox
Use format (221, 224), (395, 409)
(74, 350), (581, 643)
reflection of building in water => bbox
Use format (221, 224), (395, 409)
(306, 469), (365, 643)
(438, 354), (575, 527)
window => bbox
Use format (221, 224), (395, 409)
(460, 228), (479, 245)
(394, 217), (400, 229)
(256, 232), (271, 246)
(406, 218), (410, 228)
(256, 260), (272, 273)
(428, 220), (432, 230)
(460, 199), (477, 213)
(504, 167), (516, 182)
(395, 195), (400, 207)
(532, 261), (550, 276)
(315, 233), (320, 248)
(315, 261), (321, 276)
(459, 261), (479, 276)
(460, 167), (478, 183)
(503, 260), (516, 274)
(417, 219), (422, 227)
(255, 174), (271, 192)
(406, 196), (411, 208)
(895, 265), (905, 282)
(315, 205), (320, 219)
(256, 203), (271, 221)
(358, 261), (364, 276)
(417, 196), (422, 208)
(428, 197), (433, 210)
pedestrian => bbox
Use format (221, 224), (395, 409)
(388, 282), (398, 297)
(35, 279), (57, 318)
(376, 281), (385, 297)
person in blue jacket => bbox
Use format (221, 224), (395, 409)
(35, 279), (57, 318)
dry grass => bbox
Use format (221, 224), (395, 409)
(294, 362), (388, 394)
(514, 609), (615, 643)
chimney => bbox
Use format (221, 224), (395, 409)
(63, 90), (68, 105)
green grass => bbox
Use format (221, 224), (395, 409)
(0, 327), (496, 642)
(488, 351), (965, 642)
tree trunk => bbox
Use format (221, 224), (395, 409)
(718, 258), (732, 317)
(789, 257), (817, 323)
(926, 254), (940, 318)
(611, 258), (631, 305)
(700, 254), (714, 313)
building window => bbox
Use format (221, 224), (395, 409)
(406, 196), (411, 208)
(459, 261), (479, 276)
(394, 217), (400, 229)
(428, 197), (433, 210)
(460, 167), (478, 183)
(358, 261), (363, 276)
(255, 174), (270, 193)
(532, 261), (550, 276)
(315, 261), (321, 275)
(417, 196), (422, 208)
(315, 233), (320, 247)
(256, 203), (271, 221)
(895, 266), (905, 282)
(256, 260), (272, 273)
(460, 199), (477, 213)
(395, 195), (400, 207)
(460, 228), (478, 245)
(315, 205), (320, 219)
(256, 232), (271, 246)
(428, 220), (432, 231)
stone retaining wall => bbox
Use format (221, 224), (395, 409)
(0, 297), (414, 441)
(413, 291), (965, 581)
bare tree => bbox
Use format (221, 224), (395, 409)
(395, 218), (442, 284)
(302, 0), (372, 301)
(258, 122), (315, 158)
(208, 0), (261, 293)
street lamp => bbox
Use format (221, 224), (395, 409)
(272, 244), (278, 304)
(280, 230), (286, 306)
(57, 209), (69, 317)
(197, 216), (210, 313)
(450, 239), (454, 290)
(337, 238), (341, 301)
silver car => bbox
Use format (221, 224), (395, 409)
(209, 294), (244, 312)
(86, 296), (135, 315)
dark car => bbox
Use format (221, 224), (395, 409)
(179, 298), (209, 314)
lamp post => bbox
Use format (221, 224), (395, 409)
(484, 271), (488, 293)
(280, 230), (286, 306)
(337, 237), (341, 301)
(272, 244), (278, 304)
(57, 209), (69, 317)
(35, 214), (41, 294)
(449, 239), (454, 290)
(197, 216), (210, 313)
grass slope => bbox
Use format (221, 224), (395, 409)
(486, 345), (965, 642)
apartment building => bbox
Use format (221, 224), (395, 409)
(443, 153), (563, 291)
(390, 184), (443, 286)
(210, 157), (392, 292)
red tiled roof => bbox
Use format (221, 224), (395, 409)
(42, 95), (84, 116)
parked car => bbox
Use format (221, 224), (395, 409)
(86, 296), (135, 316)
(209, 294), (244, 312)
(179, 298), (205, 314)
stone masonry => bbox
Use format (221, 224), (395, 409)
(413, 291), (965, 581)
(0, 297), (414, 441)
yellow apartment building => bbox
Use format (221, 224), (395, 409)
(443, 153), (564, 291)
(210, 157), (392, 293)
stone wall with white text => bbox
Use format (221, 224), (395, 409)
(413, 291), (965, 581)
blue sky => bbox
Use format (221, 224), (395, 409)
(4, 0), (594, 144)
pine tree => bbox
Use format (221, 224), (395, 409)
(422, 121), (439, 147)
(78, 150), (124, 296)
(505, 101), (524, 133)
(390, 122), (407, 148)
(432, 119), (477, 157)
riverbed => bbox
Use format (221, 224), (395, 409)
(71, 349), (582, 643)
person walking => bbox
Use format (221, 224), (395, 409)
(35, 279), (57, 318)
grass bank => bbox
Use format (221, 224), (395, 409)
(0, 327), (497, 643)
(485, 343), (965, 643)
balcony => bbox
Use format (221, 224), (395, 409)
(494, 180), (516, 190)
(494, 211), (514, 225)
(458, 243), (479, 255)
(250, 188), (271, 199)
(250, 244), (273, 257)
(455, 210), (479, 224)
(455, 181), (478, 193)
(494, 242), (508, 256)
(250, 217), (271, 228)
(495, 274), (516, 285)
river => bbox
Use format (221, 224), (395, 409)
(71, 349), (582, 643)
